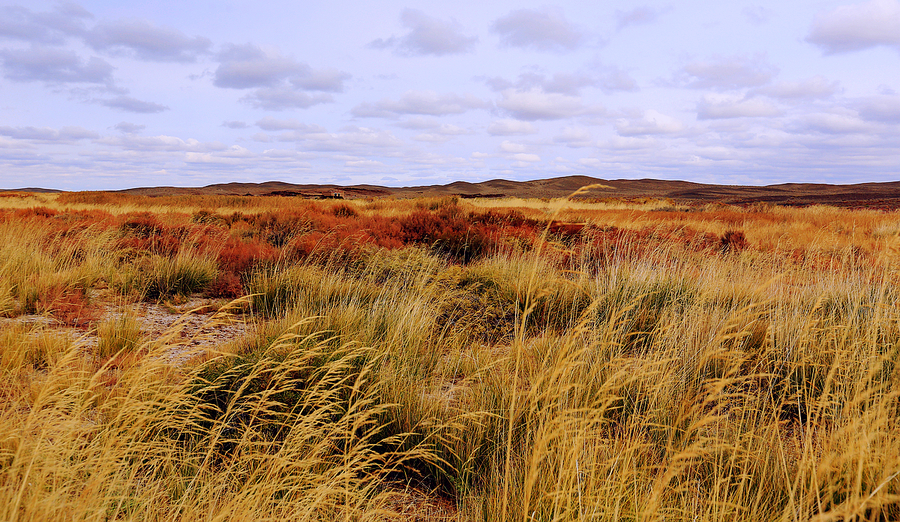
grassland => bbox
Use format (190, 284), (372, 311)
(1, 189), (899, 521)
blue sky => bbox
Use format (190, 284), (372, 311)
(1, 0), (899, 190)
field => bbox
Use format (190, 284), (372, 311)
(2, 188), (900, 521)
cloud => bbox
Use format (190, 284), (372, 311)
(213, 43), (348, 110)
(742, 6), (772, 25)
(487, 119), (537, 135)
(751, 76), (840, 100)
(697, 94), (782, 119)
(100, 96), (169, 113)
(255, 117), (325, 132)
(290, 67), (350, 92)
(368, 8), (477, 56)
(500, 140), (528, 153)
(496, 88), (600, 120)
(240, 87), (332, 111)
(491, 8), (583, 52)
(676, 54), (779, 90)
(0, 4), (91, 45)
(297, 126), (404, 152)
(807, 0), (900, 54)
(491, 71), (595, 96)
(595, 65), (639, 93)
(615, 6), (666, 30)
(214, 44), (348, 92)
(0, 46), (113, 84)
(856, 95), (900, 122)
(352, 90), (488, 117)
(114, 121), (145, 134)
(615, 110), (684, 135)
(796, 111), (871, 134)
(0, 125), (98, 142)
(96, 134), (226, 152)
(221, 120), (249, 129)
(214, 44), (306, 89)
(512, 153), (540, 162)
(487, 66), (637, 96)
(553, 127), (594, 147)
(85, 19), (211, 62)
(394, 117), (443, 130)
(393, 118), (471, 142)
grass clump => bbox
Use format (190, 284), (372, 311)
(122, 251), (218, 299)
(96, 312), (143, 358)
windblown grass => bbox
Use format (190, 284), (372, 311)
(1, 192), (899, 520)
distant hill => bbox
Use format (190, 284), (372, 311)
(6, 176), (900, 208)
(0, 187), (63, 194)
(113, 176), (900, 208)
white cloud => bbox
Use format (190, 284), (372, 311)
(114, 122), (145, 134)
(487, 119), (537, 135)
(368, 8), (477, 56)
(616, 110), (684, 136)
(214, 44), (304, 88)
(500, 140), (528, 153)
(352, 90), (488, 117)
(553, 126), (594, 147)
(491, 8), (583, 52)
(807, 0), (900, 54)
(0, 125), (99, 142)
(797, 112), (871, 134)
(595, 64), (639, 93)
(856, 94), (900, 122)
(185, 145), (253, 164)
(97, 134), (226, 152)
(742, 6), (772, 25)
(298, 126), (404, 152)
(0, 4), (91, 45)
(241, 88), (332, 111)
(697, 94), (783, 119)
(0, 46), (114, 85)
(676, 54), (779, 90)
(100, 96), (169, 113)
(497, 88), (600, 120)
(256, 117), (323, 132)
(751, 76), (840, 100)
(213, 43), (348, 110)
(85, 19), (211, 62)
(512, 153), (540, 162)
(394, 118), (470, 136)
(616, 6), (667, 30)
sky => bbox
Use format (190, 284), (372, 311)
(1, 0), (899, 191)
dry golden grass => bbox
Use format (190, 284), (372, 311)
(1, 191), (900, 520)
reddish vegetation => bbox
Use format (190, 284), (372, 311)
(2, 198), (766, 308)
(720, 230), (749, 253)
(34, 283), (99, 327)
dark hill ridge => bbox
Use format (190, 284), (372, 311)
(6, 176), (900, 208)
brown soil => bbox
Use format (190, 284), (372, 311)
(0, 293), (252, 364)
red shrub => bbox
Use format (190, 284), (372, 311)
(13, 207), (58, 219)
(208, 272), (244, 298)
(246, 211), (310, 247)
(332, 203), (358, 218)
(120, 212), (163, 238)
(36, 284), (99, 327)
(216, 237), (278, 273)
(720, 230), (749, 253)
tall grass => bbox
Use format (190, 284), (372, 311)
(2, 193), (900, 520)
